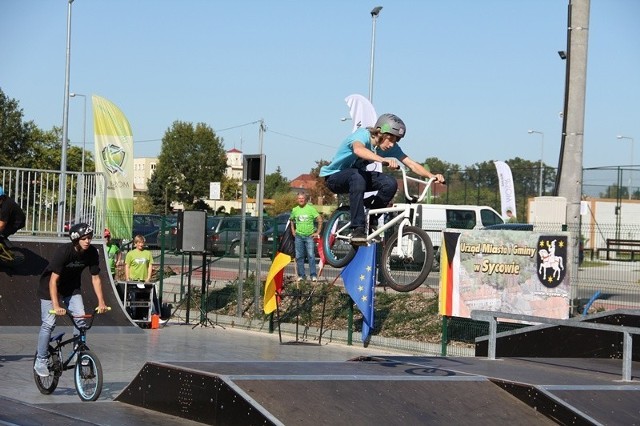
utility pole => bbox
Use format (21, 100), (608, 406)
(556, 0), (590, 262)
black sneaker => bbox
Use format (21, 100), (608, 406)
(350, 228), (367, 245)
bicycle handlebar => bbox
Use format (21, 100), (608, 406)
(48, 307), (112, 317)
(374, 160), (444, 203)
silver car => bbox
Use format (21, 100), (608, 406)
(207, 216), (267, 257)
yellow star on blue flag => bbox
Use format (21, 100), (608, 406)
(341, 243), (377, 344)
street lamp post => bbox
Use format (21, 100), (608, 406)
(528, 130), (544, 196)
(70, 93), (87, 173)
(369, 6), (383, 102)
(617, 135), (635, 199)
(70, 92), (86, 221)
(58, 0), (74, 235)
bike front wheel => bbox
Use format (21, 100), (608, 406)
(380, 225), (434, 292)
(33, 350), (60, 395)
(322, 206), (356, 268)
(74, 350), (103, 402)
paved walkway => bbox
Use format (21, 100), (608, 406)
(0, 322), (408, 407)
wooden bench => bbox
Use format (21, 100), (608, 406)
(597, 239), (640, 261)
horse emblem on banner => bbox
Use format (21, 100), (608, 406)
(536, 236), (567, 288)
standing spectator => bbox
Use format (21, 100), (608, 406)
(291, 193), (322, 282)
(125, 234), (159, 317)
(104, 229), (121, 278)
(506, 208), (517, 223)
(125, 235), (153, 282)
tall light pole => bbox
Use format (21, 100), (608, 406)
(58, 0), (74, 234)
(70, 92), (86, 221)
(369, 6), (383, 102)
(617, 135), (635, 199)
(70, 93), (87, 173)
(528, 130), (544, 196)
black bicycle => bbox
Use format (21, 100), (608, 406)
(0, 238), (25, 268)
(33, 307), (110, 402)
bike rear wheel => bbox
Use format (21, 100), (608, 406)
(322, 206), (356, 268)
(74, 350), (103, 402)
(380, 225), (434, 292)
(33, 350), (60, 395)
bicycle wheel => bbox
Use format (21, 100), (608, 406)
(380, 225), (434, 292)
(322, 206), (356, 268)
(74, 350), (103, 402)
(33, 350), (60, 394)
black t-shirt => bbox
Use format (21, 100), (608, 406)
(0, 196), (26, 235)
(38, 243), (100, 300)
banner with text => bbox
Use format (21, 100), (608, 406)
(92, 95), (134, 240)
(494, 160), (516, 219)
(439, 229), (571, 320)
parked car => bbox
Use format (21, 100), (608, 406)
(482, 223), (533, 231)
(130, 214), (177, 249)
(206, 215), (268, 257)
(263, 213), (291, 256)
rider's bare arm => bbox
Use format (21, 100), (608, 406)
(48, 272), (66, 315)
(401, 157), (445, 183)
(91, 274), (108, 313)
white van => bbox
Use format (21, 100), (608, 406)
(416, 204), (504, 251)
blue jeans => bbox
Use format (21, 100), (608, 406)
(295, 235), (317, 278)
(325, 168), (398, 229)
(37, 294), (85, 360)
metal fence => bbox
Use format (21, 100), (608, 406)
(4, 165), (640, 351)
(1, 166), (106, 237)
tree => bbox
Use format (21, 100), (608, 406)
(221, 177), (241, 200)
(264, 167), (290, 198)
(148, 121), (227, 211)
(308, 159), (333, 205)
(0, 88), (91, 172)
(269, 192), (297, 215)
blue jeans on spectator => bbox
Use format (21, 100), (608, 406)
(325, 168), (397, 229)
(295, 235), (316, 279)
(37, 294), (85, 360)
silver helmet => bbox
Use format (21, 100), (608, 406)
(374, 113), (406, 140)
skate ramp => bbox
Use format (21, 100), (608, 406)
(0, 238), (137, 328)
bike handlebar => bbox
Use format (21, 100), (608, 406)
(48, 307), (111, 317)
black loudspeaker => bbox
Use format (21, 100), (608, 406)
(176, 210), (207, 253)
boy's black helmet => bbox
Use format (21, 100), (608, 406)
(69, 223), (94, 242)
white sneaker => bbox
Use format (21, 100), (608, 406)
(311, 276), (318, 282)
(34, 357), (49, 377)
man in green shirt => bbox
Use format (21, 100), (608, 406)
(291, 193), (322, 282)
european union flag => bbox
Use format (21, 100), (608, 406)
(341, 243), (376, 344)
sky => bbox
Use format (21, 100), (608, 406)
(1, 0), (639, 182)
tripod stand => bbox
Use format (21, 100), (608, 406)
(169, 252), (214, 328)
(192, 252), (216, 329)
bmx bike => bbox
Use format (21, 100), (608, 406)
(33, 307), (110, 402)
(322, 163), (437, 292)
(0, 237), (25, 267)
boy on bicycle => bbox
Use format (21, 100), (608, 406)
(319, 113), (445, 244)
(0, 185), (26, 259)
(34, 223), (109, 377)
